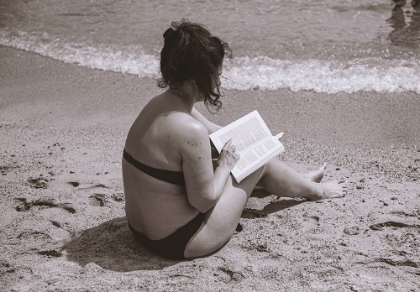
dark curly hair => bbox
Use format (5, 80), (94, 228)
(157, 19), (232, 111)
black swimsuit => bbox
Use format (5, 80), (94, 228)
(123, 149), (185, 186)
(123, 149), (204, 259)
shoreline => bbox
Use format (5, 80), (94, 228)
(1, 46), (419, 291)
(2, 46), (418, 182)
(3, 46), (419, 147)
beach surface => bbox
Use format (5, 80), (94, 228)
(1, 46), (419, 291)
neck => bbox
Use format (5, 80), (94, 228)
(168, 83), (201, 113)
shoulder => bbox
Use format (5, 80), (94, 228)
(172, 113), (210, 148)
(158, 113), (211, 159)
(163, 111), (209, 137)
(150, 111), (209, 154)
(191, 107), (222, 134)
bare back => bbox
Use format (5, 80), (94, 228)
(123, 93), (201, 240)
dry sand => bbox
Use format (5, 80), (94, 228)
(1, 46), (419, 291)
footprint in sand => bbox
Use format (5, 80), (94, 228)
(68, 181), (80, 187)
(343, 226), (360, 235)
(89, 193), (107, 207)
(302, 214), (321, 231)
(67, 181), (109, 190)
(1, 164), (19, 176)
(27, 177), (49, 189)
(88, 192), (125, 207)
(241, 208), (268, 218)
(14, 198), (76, 214)
(111, 193), (124, 202)
(17, 230), (52, 241)
(302, 214), (335, 241)
(369, 221), (420, 231)
(37, 250), (63, 257)
(0, 260), (15, 274)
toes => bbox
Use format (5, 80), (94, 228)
(334, 192), (346, 198)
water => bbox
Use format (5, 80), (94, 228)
(1, 0), (420, 94)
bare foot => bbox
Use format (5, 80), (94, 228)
(309, 180), (347, 200)
(303, 163), (327, 183)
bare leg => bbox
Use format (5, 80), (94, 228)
(185, 166), (264, 258)
(259, 159), (346, 201)
(302, 163), (327, 183)
(253, 162), (326, 194)
(185, 159), (346, 258)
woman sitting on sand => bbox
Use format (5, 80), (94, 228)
(122, 20), (346, 259)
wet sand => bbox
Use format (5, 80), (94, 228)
(1, 46), (419, 291)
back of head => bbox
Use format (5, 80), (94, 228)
(158, 19), (232, 111)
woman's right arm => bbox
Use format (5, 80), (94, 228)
(180, 119), (238, 213)
(191, 107), (222, 134)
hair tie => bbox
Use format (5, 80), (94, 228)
(163, 28), (175, 39)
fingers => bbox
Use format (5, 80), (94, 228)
(222, 139), (236, 153)
(222, 138), (233, 151)
(219, 139), (240, 168)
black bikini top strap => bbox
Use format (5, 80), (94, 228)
(123, 149), (185, 186)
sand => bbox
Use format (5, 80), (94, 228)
(1, 46), (419, 292)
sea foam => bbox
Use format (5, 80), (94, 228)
(223, 56), (420, 94)
(2, 30), (420, 95)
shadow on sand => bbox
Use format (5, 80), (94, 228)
(63, 217), (182, 272)
(242, 198), (305, 218)
(63, 191), (303, 272)
(243, 188), (306, 218)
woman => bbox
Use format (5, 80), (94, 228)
(122, 20), (346, 259)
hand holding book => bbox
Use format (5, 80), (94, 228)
(216, 139), (240, 172)
(210, 110), (285, 183)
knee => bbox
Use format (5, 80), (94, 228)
(260, 159), (275, 179)
(264, 158), (286, 175)
(258, 158), (285, 185)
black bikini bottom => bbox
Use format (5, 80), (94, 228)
(128, 212), (204, 259)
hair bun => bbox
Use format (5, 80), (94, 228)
(163, 28), (175, 39)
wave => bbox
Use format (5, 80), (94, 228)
(2, 30), (420, 94)
(0, 31), (159, 78)
(224, 56), (420, 94)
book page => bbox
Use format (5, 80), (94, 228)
(209, 110), (272, 152)
(233, 136), (284, 173)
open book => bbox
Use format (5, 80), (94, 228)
(209, 110), (285, 183)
